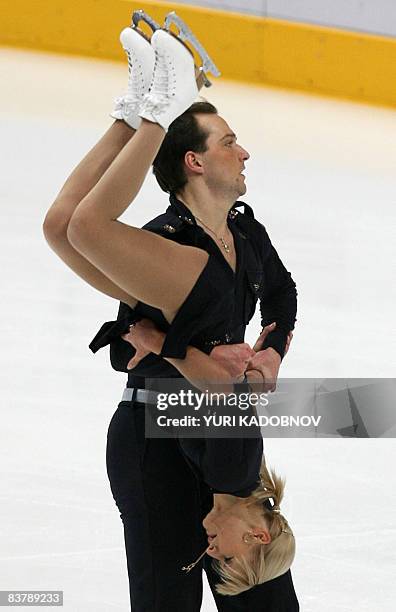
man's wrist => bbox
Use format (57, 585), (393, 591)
(258, 346), (282, 364)
(245, 369), (265, 382)
(151, 331), (166, 355)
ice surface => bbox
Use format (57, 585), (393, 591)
(1, 48), (395, 611)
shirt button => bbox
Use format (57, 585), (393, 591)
(163, 224), (176, 233)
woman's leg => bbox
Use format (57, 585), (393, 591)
(67, 120), (209, 319)
(43, 120), (137, 306)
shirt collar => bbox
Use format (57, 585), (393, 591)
(168, 192), (245, 228)
(168, 193), (197, 226)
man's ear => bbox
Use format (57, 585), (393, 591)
(185, 151), (203, 174)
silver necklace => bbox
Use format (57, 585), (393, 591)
(195, 215), (231, 253)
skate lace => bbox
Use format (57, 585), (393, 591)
(141, 50), (173, 115)
(125, 48), (145, 101)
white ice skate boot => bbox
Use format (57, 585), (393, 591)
(111, 11), (158, 129)
(139, 13), (220, 131)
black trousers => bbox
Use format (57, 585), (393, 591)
(106, 400), (299, 611)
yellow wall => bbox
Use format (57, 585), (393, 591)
(2, 0), (395, 107)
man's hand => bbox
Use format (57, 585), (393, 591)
(210, 343), (255, 380)
(121, 319), (165, 370)
(252, 322), (277, 352)
(252, 322), (293, 356)
(247, 323), (294, 392)
(246, 347), (281, 392)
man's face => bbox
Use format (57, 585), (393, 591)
(191, 114), (250, 199)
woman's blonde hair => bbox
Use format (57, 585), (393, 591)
(213, 462), (295, 596)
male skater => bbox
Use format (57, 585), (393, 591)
(44, 17), (298, 611)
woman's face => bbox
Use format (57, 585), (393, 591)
(202, 494), (270, 566)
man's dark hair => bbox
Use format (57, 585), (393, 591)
(152, 101), (218, 194)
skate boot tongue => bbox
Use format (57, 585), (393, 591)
(139, 29), (199, 131)
(111, 25), (155, 130)
(140, 50), (172, 117)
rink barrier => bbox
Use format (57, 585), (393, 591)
(1, 0), (395, 108)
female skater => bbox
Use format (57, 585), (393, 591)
(122, 316), (296, 599)
(43, 17), (297, 608)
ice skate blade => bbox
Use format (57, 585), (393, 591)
(164, 11), (221, 86)
(132, 9), (161, 39)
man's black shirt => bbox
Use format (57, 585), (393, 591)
(90, 194), (299, 607)
(89, 193), (297, 380)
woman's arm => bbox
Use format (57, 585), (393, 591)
(122, 319), (254, 392)
(168, 348), (241, 392)
(121, 320), (283, 392)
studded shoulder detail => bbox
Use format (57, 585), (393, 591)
(162, 223), (177, 233)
